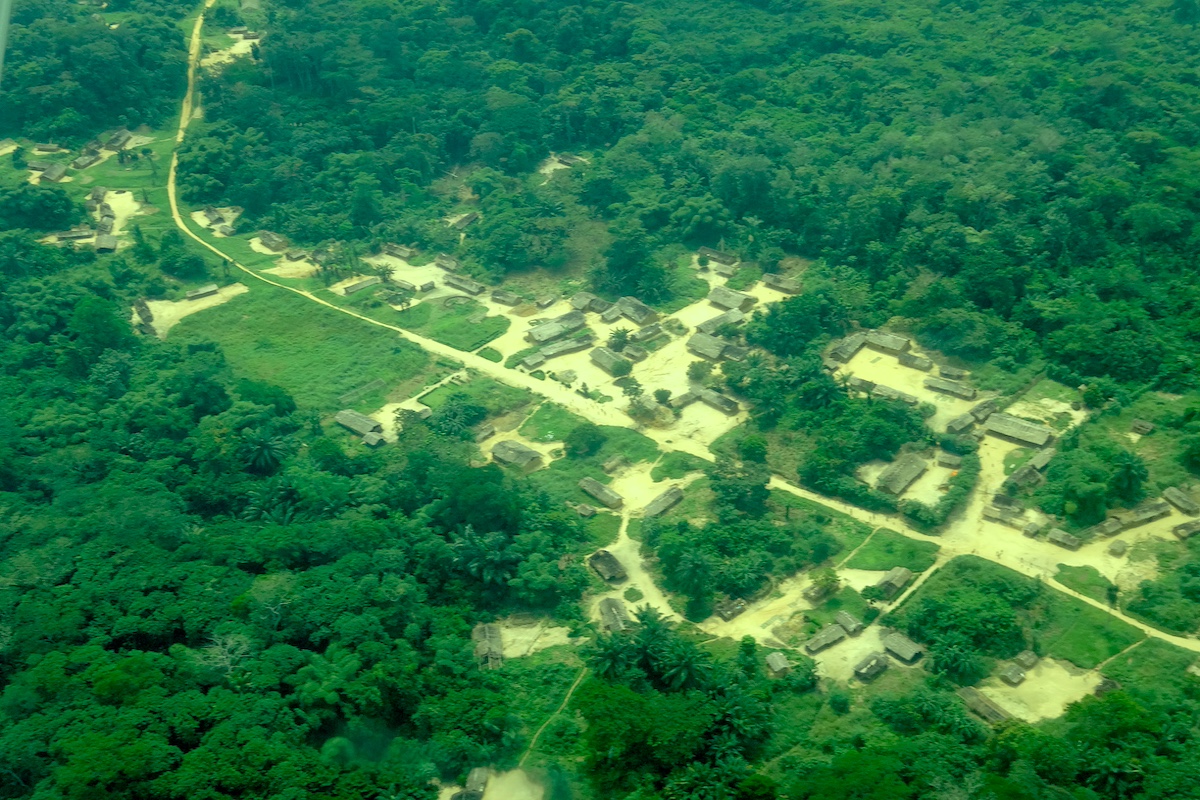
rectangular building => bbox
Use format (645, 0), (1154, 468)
(924, 376), (977, 400)
(985, 413), (1054, 447)
(579, 477), (623, 509)
(877, 454), (927, 496)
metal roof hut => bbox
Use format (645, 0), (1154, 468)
(697, 309), (746, 335)
(866, 330), (911, 354)
(998, 663), (1026, 686)
(444, 273), (486, 295)
(1120, 499), (1172, 530)
(335, 410), (382, 437)
(490, 289), (522, 306)
(579, 477), (623, 509)
(835, 611), (864, 636)
(829, 332), (867, 363)
(343, 276), (382, 295)
(629, 323), (665, 344)
(599, 598), (632, 632)
(882, 631), (923, 663)
(985, 413), (1054, 448)
(542, 336), (593, 360)
(1046, 528), (1082, 550)
(875, 567), (914, 601)
(570, 291), (599, 311)
(877, 454), (927, 496)
(491, 440), (542, 472)
(970, 399), (999, 421)
(105, 129), (133, 149)
(472, 624), (504, 670)
(590, 346), (633, 376)
(617, 296), (657, 325)
(699, 389), (739, 415)
(697, 246), (738, 265)
(1165, 487), (1200, 515)
(937, 452), (963, 469)
(1014, 650), (1039, 670)
(946, 413), (975, 434)
(707, 285), (757, 312)
(804, 624), (848, 654)
(383, 243), (415, 259)
(898, 353), (933, 371)
(452, 211), (480, 230)
(72, 152), (99, 169)
(589, 550), (626, 582)
(854, 652), (889, 681)
(257, 230), (288, 251)
(766, 652), (791, 677)
(202, 206), (226, 225)
(687, 332), (728, 361)
(643, 486), (683, 518)
(940, 365), (969, 380)
(762, 272), (800, 293)
(924, 376), (977, 400)
(958, 687), (1010, 725)
(94, 234), (118, 253)
(39, 163), (67, 182)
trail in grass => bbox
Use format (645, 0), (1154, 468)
(518, 667), (588, 769)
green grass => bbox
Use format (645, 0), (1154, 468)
(844, 528), (939, 572)
(725, 263), (764, 291)
(803, 587), (871, 632)
(1002, 447), (1033, 476)
(169, 283), (436, 411)
(526, 427), (661, 506)
(1054, 564), (1116, 604)
(477, 346), (502, 362)
(1101, 638), (1198, 698)
(651, 451), (710, 481)
(1039, 600), (1144, 668)
(520, 403), (586, 442)
(657, 265), (712, 314)
(420, 376), (534, 418)
(969, 360), (1046, 396)
(1021, 378), (1080, 406)
(393, 298), (509, 351)
(583, 513), (621, 549)
(769, 491), (874, 555)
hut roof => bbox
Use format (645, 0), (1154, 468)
(970, 399), (999, 421)
(829, 332), (867, 363)
(579, 477), (623, 509)
(699, 389), (739, 415)
(589, 346), (632, 375)
(696, 309), (746, 335)
(707, 285), (756, 311)
(946, 413), (975, 434)
(94, 234), (118, 252)
(804, 623), (848, 654)
(687, 332), (729, 360)
(257, 231), (288, 251)
(588, 550), (627, 582)
(40, 163), (67, 182)
(835, 611), (864, 636)
(877, 454), (927, 496)
(343, 276), (382, 295)
(491, 289), (522, 306)
(762, 272), (800, 293)
(541, 336), (593, 359)
(492, 440), (542, 469)
(940, 365), (968, 380)
(882, 631), (923, 662)
(923, 376), (977, 400)
(854, 652), (889, 681)
(985, 413), (1054, 447)
(643, 486), (684, 518)
(1120, 500), (1172, 529)
(444, 273), (485, 295)
(876, 567), (914, 600)
(599, 598), (632, 632)
(866, 330), (911, 353)
(898, 353), (933, 371)
(1047, 528), (1081, 550)
(937, 452), (963, 469)
(1164, 487), (1200, 515)
(958, 687), (1009, 724)
(1014, 650), (1039, 669)
(766, 652), (791, 674)
(998, 664), (1026, 686)
(616, 296), (657, 325)
(697, 246), (738, 265)
(570, 291), (599, 310)
(186, 284), (220, 300)
(1174, 520), (1200, 540)
(335, 410), (382, 436)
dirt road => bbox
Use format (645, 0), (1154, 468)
(166, 6), (1199, 658)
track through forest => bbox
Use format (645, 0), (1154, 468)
(166, 3), (1200, 658)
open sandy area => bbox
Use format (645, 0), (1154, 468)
(484, 770), (544, 800)
(1007, 396), (1087, 430)
(0, 141), (16, 158)
(103, 190), (142, 236)
(498, 617), (578, 658)
(144, 283), (248, 337)
(837, 348), (983, 431)
(264, 260), (318, 278)
(589, 514), (681, 627)
(816, 624), (888, 682)
(201, 33), (254, 68)
(977, 658), (1101, 721)
(697, 573), (812, 645)
(248, 236), (284, 256)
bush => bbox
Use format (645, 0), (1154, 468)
(565, 422), (606, 458)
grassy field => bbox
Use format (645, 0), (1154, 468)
(526, 425), (662, 507)
(421, 376), (534, 418)
(393, 297), (510, 351)
(891, 556), (1144, 670)
(169, 283), (437, 411)
(1054, 564), (1116, 604)
(844, 528), (940, 572)
(651, 451), (710, 481)
(520, 403), (586, 442)
(803, 586), (872, 633)
(1101, 638), (1198, 698)
(771, 491), (875, 555)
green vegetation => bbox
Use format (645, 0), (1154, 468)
(171, 284), (434, 410)
(394, 298), (509, 351)
(519, 402), (585, 442)
(844, 529), (940, 573)
(477, 346), (502, 362)
(1055, 564), (1118, 605)
(891, 557), (1144, 683)
(651, 451), (710, 481)
(420, 375), (533, 418)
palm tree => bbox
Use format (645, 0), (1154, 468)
(241, 429), (290, 474)
(586, 634), (633, 680)
(654, 639), (709, 691)
(675, 550), (713, 598)
(1109, 449), (1148, 502)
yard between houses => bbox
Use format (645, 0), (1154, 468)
(844, 528), (940, 572)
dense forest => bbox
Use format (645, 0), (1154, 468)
(5, 0), (1200, 797)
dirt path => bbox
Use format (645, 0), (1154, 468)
(518, 667), (587, 769)
(165, 5), (1199, 660)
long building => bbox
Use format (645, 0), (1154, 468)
(984, 413), (1054, 447)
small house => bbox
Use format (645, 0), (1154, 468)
(600, 305), (624, 324)
(186, 284), (220, 300)
(643, 486), (683, 518)
(1022, 522), (1041, 538)
(924, 376), (977, 400)
(804, 624), (847, 654)
(576, 504), (596, 518)
(1120, 500), (1172, 530)
(536, 294), (558, 309)
(521, 353), (546, 370)
(882, 631), (923, 663)
(242, 30), (261, 39)
(473, 422), (496, 442)
(96, 217), (114, 235)
(33, 143), (60, 153)
(202, 206), (225, 225)
(465, 767), (490, 796)
(335, 410), (382, 437)
(766, 652), (791, 677)
(541, 336), (593, 359)
(105, 129), (132, 149)
(445, 274), (486, 296)
(699, 389), (739, 415)
(714, 598), (746, 621)
(846, 375), (876, 393)
(452, 212), (480, 230)
(958, 687), (1009, 725)
(898, 353), (933, 371)
(998, 664), (1026, 686)
(90, 186), (108, 202)
(866, 330), (911, 354)
(602, 455), (627, 474)
(491, 289), (522, 306)
(946, 413), (975, 434)
(588, 550), (627, 582)
(875, 567), (913, 600)
(579, 477), (623, 509)
(877, 454), (927, 496)
(970, 399), (998, 422)
(697, 246), (738, 265)
(697, 309), (746, 335)
(985, 413), (1054, 448)
(1131, 419), (1155, 435)
(1047, 528), (1081, 551)
(436, 253), (460, 270)
(570, 292), (599, 311)
(937, 452), (963, 469)
(1174, 520), (1200, 541)
(1086, 517), (1125, 538)
(343, 276), (382, 295)
(1014, 651), (1039, 670)
(556, 153), (586, 166)
(669, 391), (699, 409)
(257, 230), (288, 251)
(285, 249), (306, 261)
(40, 163), (67, 182)
(617, 296), (657, 325)
(939, 366), (968, 380)
(57, 228), (95, 241)
(835, 611), (864, 636)
(707, 285), (756, 312)
(590, 346), (632, 376)
(1028, 448), (1056, 471)
(762, 272), (800, 293)
(491, 440), (542, 471)
(94, 234), (118, 253)
(383, 243), (415, 259)
(1108, 540), (1128, 557)
(472, 624), (503, 670)
(854, 652), (889, 681)
(599, 598), (632, 632)
(623, 345), (648, 361)
(873, 385), (919, 405)
(829, 333), (867, 363)
(687, 332), (729, 361)
(1164, 487), (1199, 516)
(216, 224), (235, 236)
(630, 323), (664, 343)
(25, 161), (50, 172)
(71, 152), (99, 169)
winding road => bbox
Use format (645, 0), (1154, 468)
(167, 5), (1200, 657)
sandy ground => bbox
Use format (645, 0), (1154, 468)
(264, 260), (318, 278)
(697, 573), (810, 645)
(905, 462), (954, 505)
(104, 190), (141, 236)
(837, 349), (982, 431)
(0, 142), (16, 158)
(837, 568), (890, 593)
(248, 236), (283, 256)
(817, 625), (887, 682)
(484, 771), (544, 800)
(143, 283), (248, 337)
(498, 618), (578, 658)
(201, 33), (254, 68)
(1007, 396), (1087, 430)
(977, 658), (1101, 722)
(589, 514), (681, 626)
